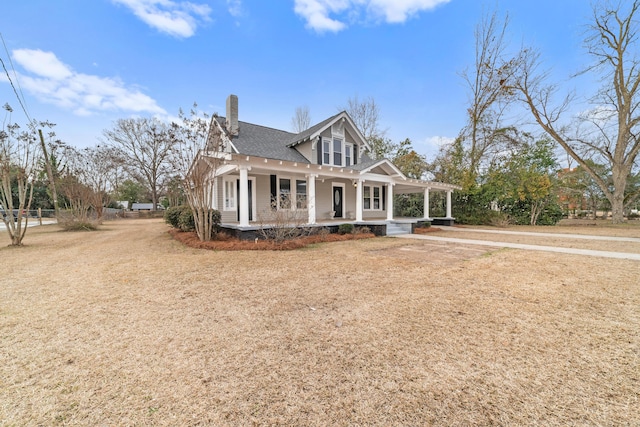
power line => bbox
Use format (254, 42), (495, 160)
(0, 32), (32, 123)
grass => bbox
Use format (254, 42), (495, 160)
(1, 218), (638, 426)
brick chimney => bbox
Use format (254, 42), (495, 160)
(226, 94), (239, 136)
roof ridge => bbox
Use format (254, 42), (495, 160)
(217, 115), (295, 136)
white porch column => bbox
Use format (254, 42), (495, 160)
(355, 179), (363, 222)
(446, 190), (452, 218)
(212, 177), (219, 210)
(307, 174), (316, 224)
(423, 187), (430, 219)
(239, 166), (249, 227)
(386, 183), (394, 221)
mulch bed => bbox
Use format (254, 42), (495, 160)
(168, 228), (375, 250)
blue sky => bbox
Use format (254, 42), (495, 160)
(1, 0), (594, 158)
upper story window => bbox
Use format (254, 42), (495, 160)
(321, 136), (354, 167)
(323, 139), (330, 165)
(333, 138), (342, 165)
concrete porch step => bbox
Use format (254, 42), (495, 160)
(386, 222), (411, 236)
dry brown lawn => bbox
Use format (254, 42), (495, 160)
(1, 219), (639, 426)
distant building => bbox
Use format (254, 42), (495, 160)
(131, 203), (164, 211)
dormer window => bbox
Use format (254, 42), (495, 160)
(323, 139), (330, 164)
(321, 137), (354, 167)
(333, 138), (342, 165)
(318, 121), (358, 167)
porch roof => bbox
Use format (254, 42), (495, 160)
(218, 154), (460, 192)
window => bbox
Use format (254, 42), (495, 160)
(323, 138), (330, 165)
(223, 178), (236, 210)
(333, 138), (342, 166)
(321, 136), (355, 167)
(279, 178), (291, 209)
(296, 180), (307, 209)
(363, 185), (382, 210)
(363, 186), (371, 210)
(373, 186), (380, 209)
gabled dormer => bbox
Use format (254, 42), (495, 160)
(288, 111), (371, 167)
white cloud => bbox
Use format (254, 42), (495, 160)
(10, 49), (166, 117)
(294, 0), (450, 33)
(420, 135), (454, 156)
(112, 0), (212, 38)
(227, 0), (242, 18)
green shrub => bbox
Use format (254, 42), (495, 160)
(355, 226), (371, 234)
(178, 207), (195, 232)
(164, 206), (183, 229)
(208, 209), (222, 234)
(164, 205), (195, 231)
(338, 223), (354, 235)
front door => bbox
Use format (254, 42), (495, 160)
(332, 185), (343, 218)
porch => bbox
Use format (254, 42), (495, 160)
(219, 217), (449, 240)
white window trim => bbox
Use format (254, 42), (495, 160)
(363, 185), (383, 211)
(345, 142), (353, 167)
(277, 176), (308, 211)
(223, 177), (237, 211)
(321, 136), (354, 167)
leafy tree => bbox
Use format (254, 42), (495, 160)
(164, 175), (186, 207)
(515, 1), (640, 223)
(484, 138), (561, 225)
(114, 179), (146, 209)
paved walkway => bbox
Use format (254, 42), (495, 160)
(0, 218), (57, 231)
(395, 228), (640, 261)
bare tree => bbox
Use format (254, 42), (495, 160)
(515, 1), (640, 223)
(458, 11), (523, 188)
(102, 117), (174, 211)
(57, 144), (115, 227)
(291, 105), (311, 133)
(170, 104), (224, 242)
(0, 104), (42, 245)
(342, 95), (384, 143)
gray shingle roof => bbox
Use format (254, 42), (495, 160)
(287, 112), (343, 147)
(216, 117), (309, 163)
(215, 114), (372, 169)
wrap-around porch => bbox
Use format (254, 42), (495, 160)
(215, 158), (457, 238)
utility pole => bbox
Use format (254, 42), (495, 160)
(38, 129), (59, 218)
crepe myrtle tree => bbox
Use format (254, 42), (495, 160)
(0, 103), (43, 245)
(170, 104), (225, 242)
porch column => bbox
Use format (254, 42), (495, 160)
(239, 166), (249, 227)
(355, 179), (363, 222)
(446, 190), (452, 218)
(212, 177), (219, 210)
(423, 187), (430, 219)
(307, 174), (317, 224)
(386, 183), (394, 221)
